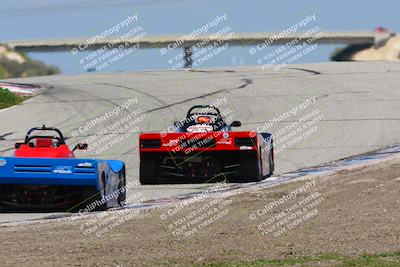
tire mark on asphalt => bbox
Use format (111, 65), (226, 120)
(52, 86), (138, 130)
(0, 133), (13, 140)
(96, 82), (168, 106)
(144, 78), (253, 114)
(0, 147), (13, 153)
(287, 67), (321, 75)
(188, 69), (236, 73)
(23, 97), (140, 104)
(0, 133), (16, 154)
(243, 118), (400, 125)
(60, 86), (146, 157)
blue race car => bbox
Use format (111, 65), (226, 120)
(0, 126), (126, 211)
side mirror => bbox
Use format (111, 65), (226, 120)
(73, 143), (88, 151)
(15, 143), (23, 149)
(230, 121), (242, 127)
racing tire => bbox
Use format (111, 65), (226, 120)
(118, 167), (126, 206)
(240, 152), (262, 182)
(270, 146), (275, 175)
(78, 185), (106, 212)
(94, 172), (107, 211)
(267, 151), (274, 177)
(140, 157), (158, 185)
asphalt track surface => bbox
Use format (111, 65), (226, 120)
(1, 61), (400, 223)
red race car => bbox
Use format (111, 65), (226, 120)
(139, 105), (274, 184)
(14, 126), (87, 158)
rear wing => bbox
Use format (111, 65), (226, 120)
(0, 157), (100, 187)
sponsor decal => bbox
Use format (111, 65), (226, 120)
(217, 138), (232, 145)
(162, 140), (179, 147)
(187, 125), (213, 133)
(0, 158), (6, 167)
(53, 166), (73, 174)
(222, 132), (229, 138)
(77, 162), (93, 167)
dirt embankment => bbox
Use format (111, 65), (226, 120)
(352, 36), (400, 61)
(332, 36), (400, 61)
(1, 157), (400, 266)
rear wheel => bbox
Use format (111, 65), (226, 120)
(77, 186), (100, 212)
(140, 157), (158, 185)
(267, 151), (274, 177)
(94, 172), (107, 211)
(240, 152), (262, 182)
(118, 167), (126, 206)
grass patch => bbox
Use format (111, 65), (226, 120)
(198, 251), (400, 267)
(0, 65), (8, 79)
(0, 88), (28, 109)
